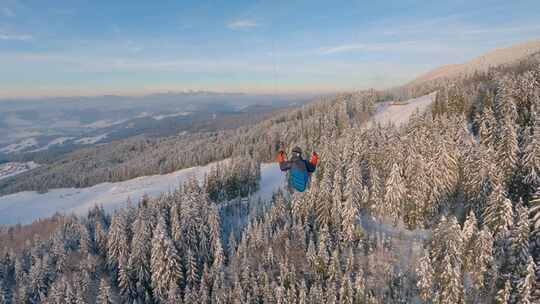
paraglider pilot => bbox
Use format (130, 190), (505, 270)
(277, 146), (318, 192)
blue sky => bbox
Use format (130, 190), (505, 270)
(0, 0), (539, 98)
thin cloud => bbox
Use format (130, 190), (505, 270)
(320, 43), (366, 55)
(0, 32), (32, 41)
(2, 7), (15, 17)
(125, 40), (143, 53)
(318, 40), (475, 56)
(227, 19), (260, 30)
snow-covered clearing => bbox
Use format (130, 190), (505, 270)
(0, 162), (286, 225)
(153, 112), (191, 120)
(0, 138), (39, 154)
(74, 133), (108, 145)
(83, 119), (128, 129)
(29, 137), (74, 152)
(369, 92), (436, 127)
(0, 162), (40, 181)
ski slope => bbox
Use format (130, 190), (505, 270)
(369, 92), (436, 127)
(0, 93), (434, 225)
(0, 162), (285, 225)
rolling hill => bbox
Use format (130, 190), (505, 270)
(410, 39), (540, 85)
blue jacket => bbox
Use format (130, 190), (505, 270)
(279, 155), (316, 192)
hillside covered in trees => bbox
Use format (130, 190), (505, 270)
(0, 89), (383, 196)
(1, 51), (540, 304)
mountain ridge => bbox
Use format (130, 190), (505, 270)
(410, 39), (540, 85)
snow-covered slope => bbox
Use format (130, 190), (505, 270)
(0, 162), (40, 181)
(153, 112), (191, 120)
(369, 92), (435, 127)
(74, 133), (108, 145)
(410, 40), (540, 85)
(0, 162), (286, 225)
(29, 137), (75, 152)
(0, 138), (39, 154)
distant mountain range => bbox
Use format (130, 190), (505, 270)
(0, 92), (314, 159)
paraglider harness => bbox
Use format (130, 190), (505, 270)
(277, 147), (318, 192)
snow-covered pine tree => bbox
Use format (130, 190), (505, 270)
(496, 117), (519, 187)
(439, 255), (463, 304)
(47, 275), (66, 304)
(495, 279), (512, 304)
(530, 186), (540, 257)
(523, 112), (540, 191)
(511, 201), (531, 270)
(469, 228), (494, 298)
(483, 182), (514, 240)
(383, 163), (406, 223)
(514, 256), (536, 304)
(107, 211), (130, 284)
(316, 167), (333, 227)
(128, 207), (153, 301)
(167, 280), (183, 304)
(185, 249), (199, 289)
(332, 166), (345, 228)
(96, 277), (114, 304)
(339, 274), (354, 304)
(480, 105), (497, 149)
(510, 201), (534, 303)
(416, 252), (434, 302)
(95, 220), (109, 258)
(150, 215), (183, 302)
(368, 166), (383, 218)
(461, 210), (479, 273)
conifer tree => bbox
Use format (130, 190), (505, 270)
(416, 252), (434, 302)
(439, 255), (463, 304)
(484, 182), (514, 239)
(383, 163), (406, 223)
(511, 202), (531, 270)
(129, 207), (153, 301)
(495, 279), (511, 304)
(529, 187), (540, 258)
(316, 167), (333, 226)
(96, 277), (114, 304)
(150, 215), (183, 303)
(470, 228), (494, 294)
(107, 211), (130, 283)
(353, 272), (365, 304)
(514, 257), (536, 304)
(496, 117), (519, 185)
(523, 113), (540, 191)
(339, 274), (354, 304)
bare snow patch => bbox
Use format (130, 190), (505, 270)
(0, 161), (286, 225)
(153, 112), (191, 120)
(29, 137), (74, 152)
(83, 119), (128, 129)
(75, 133), (108, 145)
(0, 138), (39, 154)
(369, 92), (436, 127)
(0, 163), (214, 224)
(0, 162), (40, 180)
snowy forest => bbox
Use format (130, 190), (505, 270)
(0, 88), (382, 195)
(2, 53), (540, 303)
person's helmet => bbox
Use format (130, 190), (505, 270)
(292, 146), (302, 156)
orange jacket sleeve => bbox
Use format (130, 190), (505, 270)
(310, 152), (318, 166)
(277, 151), (285, 163)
